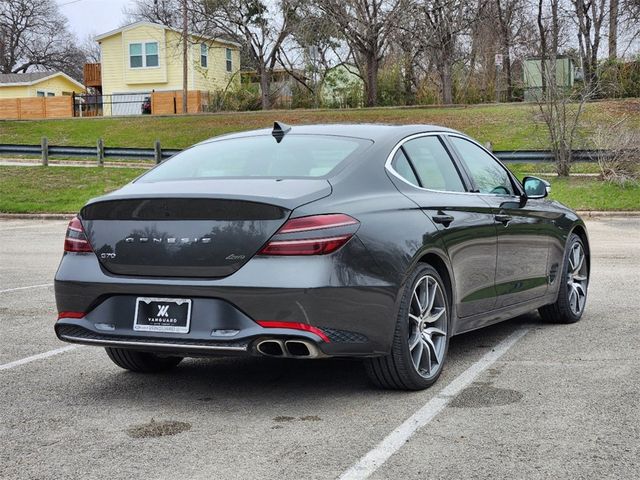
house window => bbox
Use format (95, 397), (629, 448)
(145, 42), (159, 67)
(36, 91), (45, 97)
(130, 42), (159, 68)
(47, 92), (55, 97)
(225, 48), (233, 72)
(130, 43), (143, 68)
(200, 44), (208, 68)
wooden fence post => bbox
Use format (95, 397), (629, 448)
(154, 140), (162, 164)
(41, 137), (49, 166)
(97, 138), (104, 166)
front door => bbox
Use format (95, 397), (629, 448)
(446, 135), (551, 308)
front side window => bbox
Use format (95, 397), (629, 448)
(225, 48), (233, 72)
(138, 135), (371, 182)
(401, 136), (466, 192)
(448, 136), (515, 196)
(200, 44), (208, 67)
(130, 42), (159, 68)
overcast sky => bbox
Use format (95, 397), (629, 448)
(56, 0), (132, 42)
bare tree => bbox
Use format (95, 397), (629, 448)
(418, 0), (470, 105)
(0, 0), (84, 78)
(572, 0), (607, 87)
(314, 0), (404, 107)
(495, 0), (530, 101)
(194, 0), (299, 110)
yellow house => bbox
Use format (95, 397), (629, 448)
(93, 21), (241, 114)
(0, 72), (85, 99)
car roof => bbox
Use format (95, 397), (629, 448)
(198, 123), (464, 144)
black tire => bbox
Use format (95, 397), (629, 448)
(539, 233), (589, 324)
(364, 264), (451, 390)
(105, 348), (183, 373)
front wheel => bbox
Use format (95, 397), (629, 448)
(365, 264), (450, 390)
(539, 233), (589, 324)
(105, 348), (183, 373)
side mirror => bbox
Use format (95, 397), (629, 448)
(522, 176), (550, 199)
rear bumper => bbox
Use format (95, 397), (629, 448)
(54, 246), (399, 357)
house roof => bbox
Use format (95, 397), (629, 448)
(0, 71), (85, 89)
(95, 21), (241, 48)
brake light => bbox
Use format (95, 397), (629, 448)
(278, 214), (358, 233)
(64, 216), (93, 253)
(258, 214), (359, 256)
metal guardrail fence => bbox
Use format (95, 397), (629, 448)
(0, 141), (605, 166)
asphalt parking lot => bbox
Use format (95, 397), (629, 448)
(1, 217), (639, 480)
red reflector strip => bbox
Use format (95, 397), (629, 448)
(257, 321), (330, 343)
(259, 235), (351, 256)
(57, 311), (85, 319)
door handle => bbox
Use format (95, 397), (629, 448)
(432, 214), (454, 226)
(495, 214), (512, 224)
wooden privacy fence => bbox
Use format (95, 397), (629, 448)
(0, 96), (74, 120)
(151, 90), (209, 115)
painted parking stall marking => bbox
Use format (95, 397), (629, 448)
(339, 328), (530, 480)
(0, 345), (83, 372)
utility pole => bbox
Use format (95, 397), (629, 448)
(182, 0), (188, 114)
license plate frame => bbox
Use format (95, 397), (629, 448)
(133, 297), (192, 334)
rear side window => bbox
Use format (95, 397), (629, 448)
(391, 149), (420, 186)
(448, 136), (515, 195)
(139, 135), (371, 181)
(402, 136), (466, 192)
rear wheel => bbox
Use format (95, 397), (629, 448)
(365, 264), (450, 390)
(539, 233), (589, 324)
(105, 348), (183, 373)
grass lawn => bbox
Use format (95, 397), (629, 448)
(0, 98), (638, 151)
(0, 164), (637, 214)
(0, 166), (146, 214)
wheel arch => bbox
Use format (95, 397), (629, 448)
(416, 251), (455, 318)
(570, 223), (590, 274)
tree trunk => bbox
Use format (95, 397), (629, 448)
(403, 53), (416, 105)
(364, 55), (379, 107)
(609, 0), (618, 59)
(537, 0), (547, 96)
(440, 60), (453, 104)
(259, 66), (271, 110)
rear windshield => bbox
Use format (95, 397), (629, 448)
(138, 134), (371, 182)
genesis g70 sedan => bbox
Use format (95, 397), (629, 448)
(54, 123), (590, 390)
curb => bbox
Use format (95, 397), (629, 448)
(576, 211), (640, 217)
(0, 213), (74, 220)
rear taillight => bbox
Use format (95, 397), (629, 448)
(64, 216), (93, 253)
(258, 214), (359, 256)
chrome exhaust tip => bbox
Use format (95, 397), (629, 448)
(284, 340), (320, 359)
(256, 339), (285, 357)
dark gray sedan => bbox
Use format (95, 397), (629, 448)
(54, 123), (590, 390)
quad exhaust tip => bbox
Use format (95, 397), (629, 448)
(256, 339), (320, 358)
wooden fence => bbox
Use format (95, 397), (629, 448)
(151, 90), (209, 115)
(0, 96), (74, 120)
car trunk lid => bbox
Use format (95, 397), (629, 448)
(80, 178), (331, 278)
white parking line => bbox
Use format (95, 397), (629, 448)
(339, 328), (530, 480)
(0, 345), (82, 372)
(0, 283), (53, 294)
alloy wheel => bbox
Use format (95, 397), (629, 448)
(567, 242), (588, 316)
(408, 275), (447, 379)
